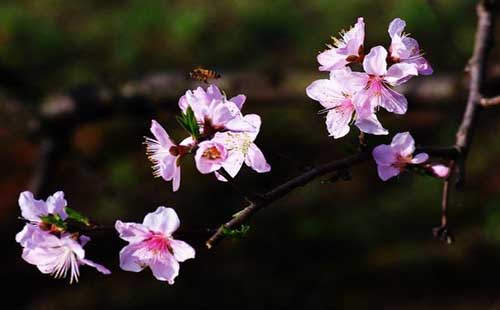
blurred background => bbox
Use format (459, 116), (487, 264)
(2, 0), (500, 309)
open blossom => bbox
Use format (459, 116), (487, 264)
(115, 207), (195, 285)
(318, 17), (365, 71)
(145, 120), (193, 192)
(306, 68), (387, 138)
(388, 18), (432, 75)
(353, 46), (418, 114)
(372, 132), (429, 181)
(212, 114), (271, 180)
(195, 140), (228, 174)
(178, 85), (254, 133)
(20, 231), (110, 283)
(15, 191), (110, 283)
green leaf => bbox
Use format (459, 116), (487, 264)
(221, 225), (250, 239)
(65, 207), (91, 226)
(176, 106), (201, 139)
(39, 214), (67, 230)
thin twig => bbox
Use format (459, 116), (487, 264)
(480, 95), (500, 107)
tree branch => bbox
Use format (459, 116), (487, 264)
(206, 0), (497, 249)
(480, 95), (500, 107)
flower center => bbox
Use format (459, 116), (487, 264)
(202, 146), (222, 160)
(392, 154), (413, 170)
(146, 233), (173, 255)
(367, 76), (383, 94)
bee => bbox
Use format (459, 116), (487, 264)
(189, 68), (221, 83)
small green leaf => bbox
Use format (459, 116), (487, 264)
(221, 225), (250, 239)
(39, 214), (66, 229)
(65, 207), (91, 226)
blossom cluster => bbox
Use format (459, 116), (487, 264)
(15, 191), (110, 283)
(306, 17), (432, 139)
(145, 85), (271, 191)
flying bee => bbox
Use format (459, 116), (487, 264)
(189, 68), (221, 83)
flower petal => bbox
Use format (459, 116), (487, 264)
(411, 153), (429, 164)
(388, 18), (406, 39)
(172, 164), (181, 192)
(385, 63), (418, 85)
(355, 113), (388, 135)
(377, 165), (401, 181)
(119, 243), (146, 272)
(170, 239), (196, 262)
(379, 86), (408, 114)
(306, 79), (344, 109)
(325, 106), (353, 139)
(81, 259), (111, 275)
(317, 49), (348, 72)
(150, 120), (174, 148)
(46, 191), (68, 220)
(229, 94), (246, 110)
(391, 132), (415, 156)
(245, 144), (271, 173)
(143, 206), (180, 236)
(19, 191), (47, 222)
(115, 220), (150, 243)
(149, 255), (179, 284)
(363, 46), (388, 76)
(372, 145), (396, 166)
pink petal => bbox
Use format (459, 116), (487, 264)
(150, 120), (173, 148)
(149, 255), (179, 284)
(172, 164), (181, 192)
(388, 18), (406, 39)
(19, 191), (47, 222)
(363, 46), (388, 76)
(355, 113), (388, 135)
(214, 171), (228, 182)
(372, 145), (396, 166)
(46, 191), (68, 220)
(325, 106), (353, 138)
(81, 259), (111, 275)
(344, 17), (365, 55)
(391, 132), (415, 157)
(377, 165), (401, 181)
(225, 117), (257, 132)
(379, 86), (408, 114)
(318, 49), (348, 72)
(385, 63), (418, 85)
(119, 243), (145, 272)
(431, 164), (450, 178)
(222, 151), (245, 178)
(143, 206), (180, 236)
(115, 220), (150, 243)
(411, 153), (429, 164)
(245, 144), (271, 173)
(306, 79), (344, 109)
(229, 94), (246, 110)
(170, 239), (196, 262)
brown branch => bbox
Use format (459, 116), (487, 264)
(480, 95), (500, 107)
(454, 0), (496, 189)
(206, 0), (497, 249)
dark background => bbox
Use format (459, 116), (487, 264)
(2, 0), (500, 309)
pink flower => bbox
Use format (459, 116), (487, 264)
(145, 120), (193, 192)
(178, 85), (254, 133)
(306, 68), (387, 138)
(318, 17), (365, 71)
(353, 46), (418, 115)
(19, 229), (110, 283)
(115, 207), (195, 285)
(388, 18), (433, 75)
(212, 114), (271, 180)
(372, 132), (429, 181)
(18, 191), (68, 223)
(194, 140), (228, 174)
